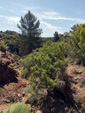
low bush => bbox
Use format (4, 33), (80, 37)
(25, 85), (45, 105)
(0, 40), (7, 52)
(3, 103), (31, 113)
(9, 63), (15, 67)
(70, 24), (85, 65)
(21, 41), (69, 90)
(21, 68), (29, 78)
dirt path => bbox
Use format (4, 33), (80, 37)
(66, 64), (85, 112)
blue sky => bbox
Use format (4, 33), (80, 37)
(0, 0), (85, 37)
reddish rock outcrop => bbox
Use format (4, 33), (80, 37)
(0, 51), (17, 84)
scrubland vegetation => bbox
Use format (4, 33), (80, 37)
(0, 11), (85, 113)
(3, 103), (31, 113)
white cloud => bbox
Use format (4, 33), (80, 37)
(0, 14), (62, 37)
(0, 15), (19, 32)
(7, 17), (20, 23)
(43, 11), (59, 17)
(0, 8), (85, 37)
(0, 15), (20, 24)
(40, 21), (63, 37)
(35, 11), (59, 20)
(73, 18), (85, 23)
(37, 11), (85, 23)
(41, 21), (62, 31)
(0, 6), (3, 9)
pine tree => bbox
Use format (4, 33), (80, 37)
(18, 11), (42, 55)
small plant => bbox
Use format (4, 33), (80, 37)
(9, 63), (15, 67)
(3, 102), (31, 113)
(0, 40), (8, 52)
(21, 68), (28, 78)
(25, 85), (45, 106)
(13, 54), (20, 62)
(70, 24), (85, 66)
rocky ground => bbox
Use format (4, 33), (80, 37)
(0, 76), (28, 112)
(0, 51), (29, 113)
(66, 64), (85, 113)
(0, 51), (85, 113)
(38, 64), (85, 113)
(0, 51), (16, 84)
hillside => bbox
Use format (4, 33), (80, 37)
(0, 51), (28, 112)
(0, 51), (85, 113)
(0, 22), (85, 113)
(34, 64), (85, 113)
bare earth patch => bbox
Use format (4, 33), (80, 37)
(0, 76), (28, 113)
(66, 64), (85, 113)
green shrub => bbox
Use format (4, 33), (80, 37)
(0, 40), (7, 52)
(4, 33), (20, 54)
(21, 41), (68, 90)
(9, 63), (15, 67)
(25, 85), (45, 105)
(20, 41), (70, 106)
(3, 103), (31, 113)
(21, 68), (29, 78)
(13, 54), (20, 61)
(70, 24), (85, 65)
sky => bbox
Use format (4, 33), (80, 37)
(0, 0), (85, 37)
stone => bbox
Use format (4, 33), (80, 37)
(0, 51), (17, 84)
